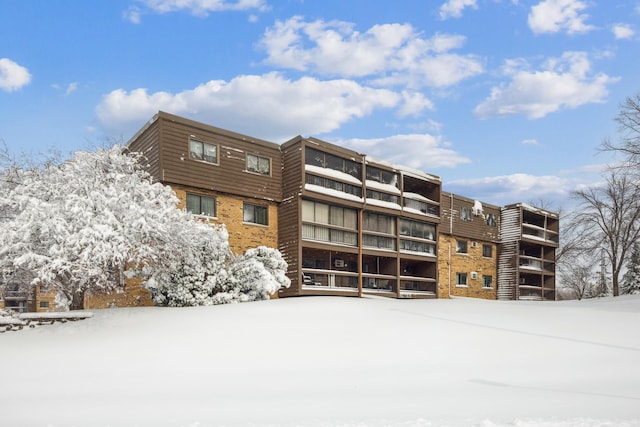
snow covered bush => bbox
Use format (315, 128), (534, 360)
(144, 244), (291, 307)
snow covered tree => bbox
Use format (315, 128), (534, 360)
(0, 145), (289, 309)
(0, 146), (188, 308)
(621, 242), (640, 295)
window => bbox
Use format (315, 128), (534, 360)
(482, 275), (493, 288)
(186, 193), (216, 217)
(399, 240), (435, 254)
(189, 138), (218, 164)
(243, 203), (268, 225)
(460, 206), (472, 221)
(366, 166), (399, 187)
(363, 234), (396, 250)
(486, 213), (497, 227)
(301, 200), (358, 246)
(482, 244), (493, 258)
(305, 147), (361, 179)
(366, 189), (399, 204)
(363, 212), (396, 234)
(403, 197), (439, 216)
(456, 272), (468, 287)
(399, 219), (435, 240)
(247, 154), (271, 175)
(39, 301), (49, 309)
(456, 240), (468, 254)
(305, 174), (362, 197)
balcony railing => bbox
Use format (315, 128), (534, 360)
(2, 291), (28, 301)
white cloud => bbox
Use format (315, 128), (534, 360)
(439, 0), (478, 20)
(123, 6), (141, 23)
(398, 91), (435, 117)
(259, 17), (483, 88)
(447, 173), (573, 205)
(474, 51), (618, 119)
(65, 82), (78, 95)
(521, 138), (539, 145)
(0, 58), (32, 92)
(339, 134), (471, 170)
(125, 0), (267, 21)
(96, 73), (401, 141)
(612, 23), (635, 40)
(528, 0), (595, 35)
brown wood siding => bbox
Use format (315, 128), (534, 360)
(278, 139), (304, 296)
(440, 192), (500, 242)
(497, 206), (521, 300)
(126, 117), (162, 182)
(156, 113), (283, 202)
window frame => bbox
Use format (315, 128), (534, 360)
(482, 275), (493, 289)
(486, 213), (497, 227)
(186, 193), (217, 217)
(482, 244), (493, 258)
(456, 272), (468, 287)
(460, 206), (472, 221)
(456, 239), (468, 254)
(246, 153), (271, 176)
(189, 138), (219, 165)
(243, 203), (269, 226)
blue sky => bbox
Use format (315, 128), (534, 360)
(1, 0), (639, 208)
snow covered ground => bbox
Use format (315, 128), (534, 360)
(1, 295), (640, 427)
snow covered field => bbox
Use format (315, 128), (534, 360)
(1, 295), (640, 427)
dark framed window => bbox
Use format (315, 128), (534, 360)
(456, 239), (468, 254)
(247, 154), (271, 175)
(482, 275), (493, 288)
(399, 219), (435, 240)
(486, 213), (497, 227)
(243, 203), (268, 225)
(366, 189), (399, 204)
(305, 147), (362, 179)
(366, 165), (399, 187)
(190, 138), (218, 164)
(186, 193), (216, 217)
(456, 272), (468, 287)
(39, 301), (49, 309)
(482, 244), (493, 258)
(460, 206), (472, 221)
(305, 174), (363, 197)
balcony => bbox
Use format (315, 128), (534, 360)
(3, 291), (28, 301)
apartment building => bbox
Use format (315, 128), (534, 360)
(438, 192), (500, 300)
(498, 204), (559, 301)
(1, 111), (560, 310)
(278, 136), (441, 298)
(86, 112), (284, 309)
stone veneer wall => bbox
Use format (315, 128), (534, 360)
(84, 277), (155, 310)
(437, 234), (498, 300)
(172, 186), (279, 256)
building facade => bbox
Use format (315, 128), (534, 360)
(438, 192), (500, 300)
(0, 112), (560, 311)
(278, 136), (441, 299)
(497, 204), (559, 301)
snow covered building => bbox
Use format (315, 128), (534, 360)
(118, 111), (559, 302)
(437, 192), (501, 300)
(278, 136), (441, 298)
(497, 203), (559, 301)
(125, 111), (283, 256)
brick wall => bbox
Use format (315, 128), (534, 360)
(172, 186), (279, 255)
(84, 277), (155, 309)
(34, 286), (59, 312)
(438, 234), (498, 300)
